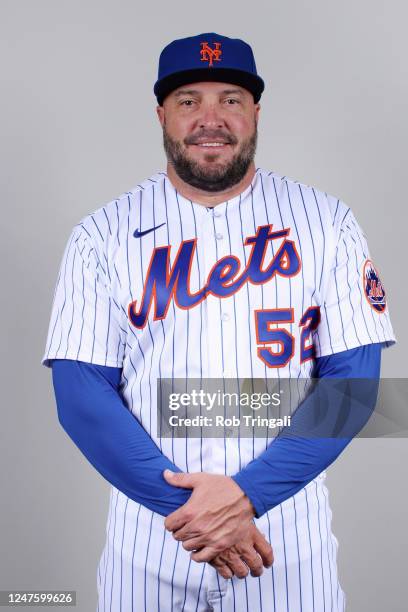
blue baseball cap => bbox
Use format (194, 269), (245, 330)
(154, 33), (265, 105)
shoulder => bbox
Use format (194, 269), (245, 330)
(257, 168), (352, 231)
(73, 172), (166, 247)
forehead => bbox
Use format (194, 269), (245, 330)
(171, 81), (249, 98)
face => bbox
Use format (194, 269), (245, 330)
(157, 81), (260, 192)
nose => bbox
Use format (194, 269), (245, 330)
(197, 103), (225, 129)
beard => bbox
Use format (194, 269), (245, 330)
(163, 124), (258, 192)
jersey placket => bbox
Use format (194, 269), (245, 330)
(200, 206), (240, 474)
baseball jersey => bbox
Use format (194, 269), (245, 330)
(41, 168), (395, 611)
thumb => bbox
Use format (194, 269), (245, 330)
(163, 470), (198, 489)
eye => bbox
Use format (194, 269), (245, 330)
(225, 98), (240, 105)
(180, 99), (195, 107)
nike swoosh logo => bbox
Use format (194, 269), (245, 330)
(133, 223), (165, 238)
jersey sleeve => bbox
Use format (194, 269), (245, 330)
(314, 208), (396, 357)
(41, 225), (126, 368)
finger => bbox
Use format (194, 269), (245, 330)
(220, 551), (250, 579)
(163, 470), (199, 489)
(239, 549), (264, 577)
(172, 522), (206, 542)
(164, 507), (194, 532)
(209, 558), (233, 580)
(191, 546), (219, 563)
(181, 536), (206, 551)
(253, 531), (274, 567)
(164, 513), (186, 533)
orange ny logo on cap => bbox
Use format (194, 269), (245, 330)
(200, 41), (222, 67)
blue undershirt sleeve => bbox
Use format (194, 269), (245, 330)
(231, 343), (382, 518)
(51, 344), (381, 520)
(51, 359), (191, 516)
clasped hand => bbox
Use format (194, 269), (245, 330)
(163, 470), (273, 579)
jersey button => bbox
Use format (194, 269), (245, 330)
(221, 313), (230, 322)
(213, 210), (222, 218)
(215, 232), (223, 240)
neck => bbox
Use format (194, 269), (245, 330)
(166, 162), (257, 206)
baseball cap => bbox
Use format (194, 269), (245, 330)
(154, 33), (265, 105)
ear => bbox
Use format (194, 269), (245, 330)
(254, 103), (261, 124)
(156, 105), (165, 127)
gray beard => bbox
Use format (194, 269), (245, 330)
(163, 127), (257, 193)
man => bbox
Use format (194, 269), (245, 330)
(42, 33), (395, 611)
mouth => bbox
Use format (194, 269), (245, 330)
(190, 141), (231, 149)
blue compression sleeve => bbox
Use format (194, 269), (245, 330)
(231, 343), (382, 518)
(51, 359), (191, 516)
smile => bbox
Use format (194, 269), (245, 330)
(194, 142), (229, 147)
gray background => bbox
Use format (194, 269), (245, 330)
(1, 0), (407, 610)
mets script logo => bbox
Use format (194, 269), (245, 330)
(363, 259), (386, 313)
(128, 224), (301, 329)
(200, 41), (222, 67)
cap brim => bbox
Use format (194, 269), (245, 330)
(154, 67), (264, 105)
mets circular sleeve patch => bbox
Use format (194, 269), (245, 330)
(363, 259), (387, 313)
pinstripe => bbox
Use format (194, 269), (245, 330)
(144, 511), (154, 612)
(101, 488), (114, 612)
(293, 497), (303, 611)
(315, 482), (326, 612)
(108, 490), (119, 612)
(113, 262), (122, 288)
(225, 202), (243, 470)
(138, 188), (155, 435)
(181, 558), (192, 611)
(273, 178), (295, 420)
(163, 178), (176, 464)
(115, 201), (121, 247)
(350, 236), (374, 342)
(64, 247), (77, 357)
(323, 487), (335, 611)
(103, 252), (112, 284)
(119, 499), (128, 612)
(280, 504), (290, 612)
(90, 277), (98, 361)
(342, 236), (362, 345)
(349, 224), (383, 344)
(190, 201), (204, 470)
(130, 503), (142, 610)
(304, 488), (316, 612)
(259, 173), (280, 440)
(156, 182), (168, 452)
(243, 577), (250, 612)
(332, 200), (340, 225)
(285, 180), (305, 318)
(104, 299), (112, 365)
(170, 541), (181, 610)
(312, 188), (326, 294)
(156, 524), (167, 612)
(265, 512), (277, 612)
(91, 214), (104, 241)
(237, 193), (255, 460)
(247, 179), (264, 612)
(333, 244), (348, 350)
(75, 258), (86, 359)
(175, 190), (191, 471)
(230, 578), (237, 612)
(102, 207), (112, 235)
(211, 210), (228, 472)
(194, 564), (206, 612)
(299, 185), (317, 302)
(53, 232), (76, 356)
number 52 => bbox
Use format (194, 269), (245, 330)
(255, 306), (321, 368)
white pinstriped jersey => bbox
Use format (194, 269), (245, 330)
(42, 168), (395, 611)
